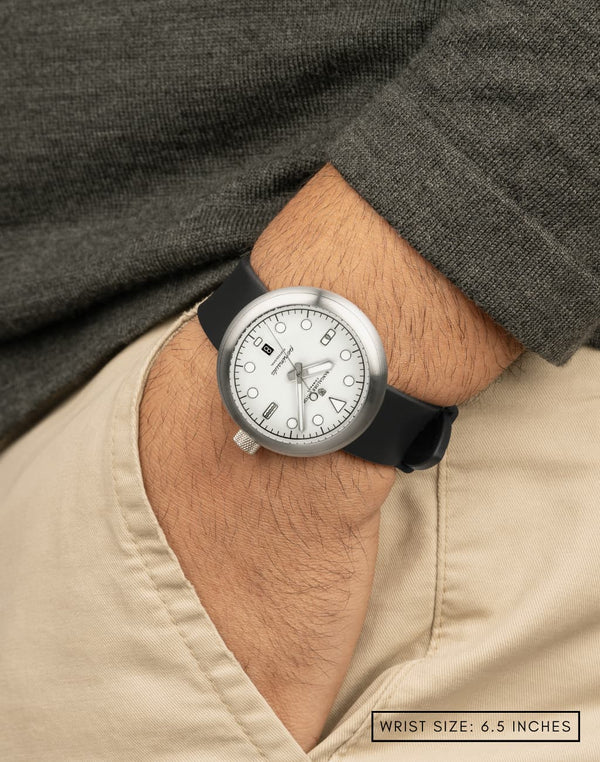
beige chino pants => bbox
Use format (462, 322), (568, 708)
(1, 304), (599, 761)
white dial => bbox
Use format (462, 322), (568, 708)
(230, 306), (368, 443)
(217, 286), (387, 458)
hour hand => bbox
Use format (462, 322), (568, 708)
(287, 360), (333, 381)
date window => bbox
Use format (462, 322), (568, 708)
(261, 343), (274, 355)
(320, 329), (336, 346)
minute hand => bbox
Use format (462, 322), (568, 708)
(286, 360), (333, 381)
(295, 362), (304, 432)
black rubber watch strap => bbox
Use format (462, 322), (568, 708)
(197, 254), (267, 350)
(197, 254), (457, 471)
(344, 387), (458, 472)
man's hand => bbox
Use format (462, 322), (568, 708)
(139, 164), (523, 751)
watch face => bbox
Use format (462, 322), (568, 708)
(217, 287), (387, 457)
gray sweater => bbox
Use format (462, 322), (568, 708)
(1, 0), (599, 447)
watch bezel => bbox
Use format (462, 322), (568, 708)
(216, 286), (388, 457)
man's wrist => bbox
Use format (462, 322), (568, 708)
(251, 163), (523, 407)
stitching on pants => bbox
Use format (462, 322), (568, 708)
(430, 449), (450, 656)
(110, 324), (271, 762)
(330, 454), (451, 760)
(329, 659), (426, 761)
(111, 388), (270, 761)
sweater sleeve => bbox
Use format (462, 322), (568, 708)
(327, 0), (600, 365)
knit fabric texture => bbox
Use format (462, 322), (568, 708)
(1, 0), (599, 446)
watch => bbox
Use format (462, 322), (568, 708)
(197, 254), (458, 472)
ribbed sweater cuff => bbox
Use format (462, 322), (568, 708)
(327, 86), (600, 366)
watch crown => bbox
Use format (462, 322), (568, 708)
(233, 429), (261, 455)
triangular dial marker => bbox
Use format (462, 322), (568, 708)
(329, 397), (346, 413)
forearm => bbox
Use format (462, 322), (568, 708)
(139, 164), (523, 752)
(251, 164), (523, 407)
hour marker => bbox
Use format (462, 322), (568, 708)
(253, 337), (262, 346)
(248, 387), (258, 399)
(244, 362), (255, 373)
(275, 322), (286, 333)
(329, 397), (346, 413)
(312, 414), (324, 426)
(287, 417), (298, 429)
(309, 392), (318, 401)
(340, 349), (351, 361)
(263, 401), (278, 419)
(320, 328), (336, 345)
(301, 319), (312, 330)
(343, 375), (355, 387)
